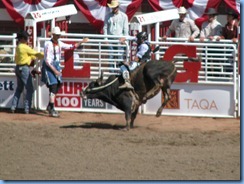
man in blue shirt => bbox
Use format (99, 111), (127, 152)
(103, 0), (129, 70)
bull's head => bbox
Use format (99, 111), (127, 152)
(80, 71), (104, 99)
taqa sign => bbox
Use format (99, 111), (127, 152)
(185, 98), (218, 110)
(62, 45), (201, 83)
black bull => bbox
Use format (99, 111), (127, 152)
(80, 60), (177, 130)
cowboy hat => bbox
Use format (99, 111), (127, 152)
(51, 26), (65, 35)
(107, 0), (120, 8)
(227, 10), (238, 19)
(178, 6), (187, 14)
(205, 8), (218, 15)
(16, 30), (29, 39)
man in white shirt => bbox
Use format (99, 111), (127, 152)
(200, 8), (222, 42)
(200, 8), (223, 77)
(163, 6), (200, 42)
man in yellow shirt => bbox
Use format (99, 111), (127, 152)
(11, 30), (44, 114)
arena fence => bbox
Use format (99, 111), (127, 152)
(0, 33), (239, 118)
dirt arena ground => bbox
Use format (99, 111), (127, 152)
(0, 110), (240, 180)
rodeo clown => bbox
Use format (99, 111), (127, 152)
(41, 26), (89, 117)
(119, 31), (151, 89)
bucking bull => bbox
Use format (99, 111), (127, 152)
(80, 59), (193, 130)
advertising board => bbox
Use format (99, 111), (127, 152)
(143, 83), (235, 117)
(0, 76), (24, 108)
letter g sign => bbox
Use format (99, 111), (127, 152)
(163, 45), (201, 83)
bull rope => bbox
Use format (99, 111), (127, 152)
(86, 77), (119, 92)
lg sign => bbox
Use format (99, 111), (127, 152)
(62, 45), (201, 83)
(163, 45), (201, 82)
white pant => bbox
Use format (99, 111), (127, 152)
(129, 61), (139, 71)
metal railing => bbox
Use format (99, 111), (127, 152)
(0, 33), (238, 82)
(0, 34), (17, 76)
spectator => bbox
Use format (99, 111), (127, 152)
(218, 11), (239, 75)
(218, 10), (239, 42)
(103, 0), (129, 70)
(41, 26), (89, 117)
(10, 30), (44, 114)
(163, 6), (200, 42)
(200, 8), (223, 77)
(200, 8), (222, 42)
(119, 32), (151, 89)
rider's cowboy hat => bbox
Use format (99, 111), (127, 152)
(50, 26), (65, 35)
(107, 0), (120, 8)
(205, 8), (218, 15)
(178, 6), (187, 14)
(16, 30), (29, 40)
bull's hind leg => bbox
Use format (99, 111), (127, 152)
(156, 87), (171, 117)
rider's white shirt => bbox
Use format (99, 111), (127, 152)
(137, 43), (149, 59)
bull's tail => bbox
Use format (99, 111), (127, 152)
(167, 65), (177, 80)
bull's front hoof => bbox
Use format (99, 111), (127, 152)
(120, 127), (129, 131)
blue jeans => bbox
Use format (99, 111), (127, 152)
(11, 65), (34, 112)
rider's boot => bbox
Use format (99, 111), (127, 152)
(119, 70), (134, 90)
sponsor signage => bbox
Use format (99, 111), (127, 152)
(135, 9), (179, 26)
(162, 90), (180, 109)
(39, 78), (119, 112)
(82, 99), (106, 109)
(144, 83), (235, 117)
(0, 77), (24, 108)
(0, 80), (14, 91)
(54, 81), (86, 109)
(27, 4), (77, 22)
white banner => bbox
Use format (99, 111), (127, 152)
(38, 78), (123, 114)
(0, 76), (24, 109)
(143, 83), (235, 117)
(135, 9), (179, 26)
(28, 4), (77, 22)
